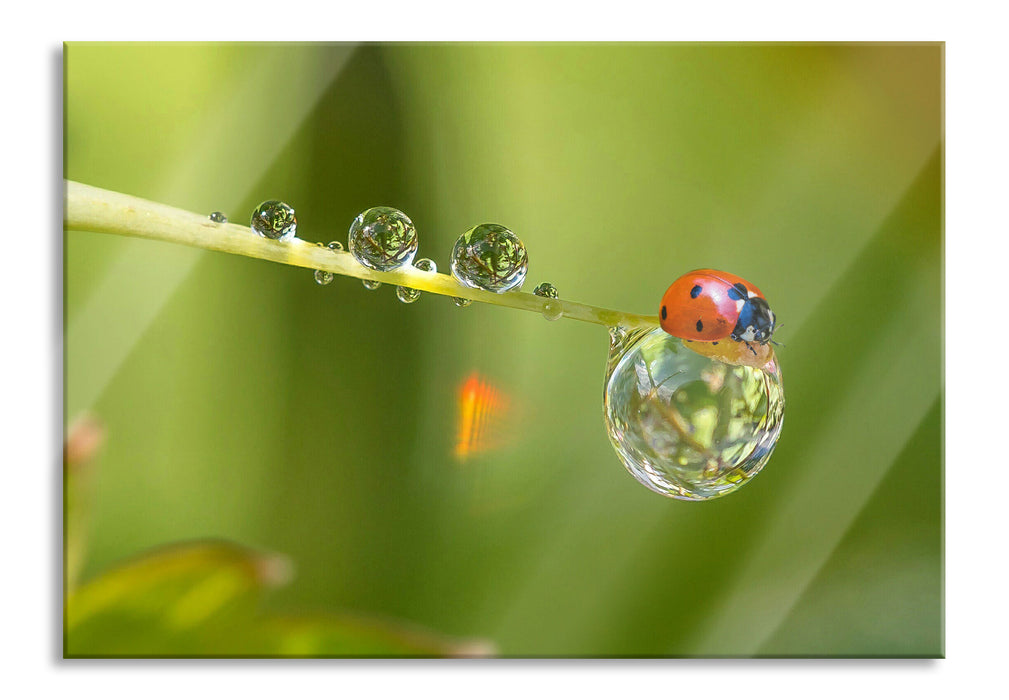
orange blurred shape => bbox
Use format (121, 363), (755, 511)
(455, 372), (512, 461)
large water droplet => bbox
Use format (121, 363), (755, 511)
(396, 257), (436, 304)
(603, 326), (784, 500)
(209, 211), (227, 223)
(251, 200), (297, 240)
(450, 223), (527, 293)
(348, 206), (418, 271)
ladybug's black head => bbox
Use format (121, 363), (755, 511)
(731, 297), (776, 345)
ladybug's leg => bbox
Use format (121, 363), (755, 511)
(745, 342), (757, 356)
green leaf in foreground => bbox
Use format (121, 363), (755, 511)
(65, 540), (489, 657)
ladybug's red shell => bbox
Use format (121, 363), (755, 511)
(659, 269), (765, 342)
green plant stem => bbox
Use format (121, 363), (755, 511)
(64, 181), (659, 329)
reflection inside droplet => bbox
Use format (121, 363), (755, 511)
(348, 206), (418, 271)
(450, 223), (527, 293)
(533, 282), (558, 299)
(250, 200), (296, 240)
(396, 286), (420, 303)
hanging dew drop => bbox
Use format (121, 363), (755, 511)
(348, 206), (418, 271)
(362, 279), (382, 291)
(453, 297), (472, 307)
(209, 211), (227, 223)
(542, 300), (563, 321)
(450, 223), (527, 293)
(250, 200), (297, 240)
(396, 287), (420, 303)
(603, 326), (784, 500)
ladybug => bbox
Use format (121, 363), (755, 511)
(659, 269), (777, 354)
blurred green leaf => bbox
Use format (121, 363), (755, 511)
(65, 540), (481, 657)
(66, 541), (283, 656)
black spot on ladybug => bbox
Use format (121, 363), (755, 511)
(696, 320), (703, 332)
(728, 283), (746, 301)
(661, 305), (667, 320)
(690, 285), (702, 299)
(712, 341), (718, 345)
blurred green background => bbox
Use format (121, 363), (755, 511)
(64, 42), (942, 657)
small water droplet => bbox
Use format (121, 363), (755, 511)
(533, 282), (558, 299)
(251, 200), (297, 240)
(396, 258), (436, 304)
(450, 223), (527, 293)
(348, 206), (418, 271)
(312, 242), (342, 285)
(397, 287), (421, 303)
(362, 279), (382, 291)
(209, 211), (227, 223)
(414, 258), (437, 273)
(453, 297), (472, 307)
(542, 300), (563, 321)
(603, 326), (784, 500)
